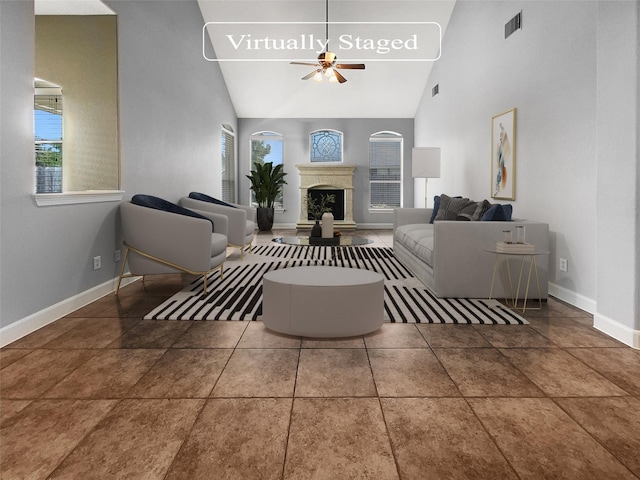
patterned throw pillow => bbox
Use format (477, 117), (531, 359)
(434, 194), (474, 221)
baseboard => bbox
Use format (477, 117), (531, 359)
(594, 312), (640, 349)
(549, 282), (639, 349)
(548, 282), (597, 314)
(0, 276), (137, 348)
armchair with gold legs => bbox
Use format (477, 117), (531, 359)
(116, 195), (228, 295)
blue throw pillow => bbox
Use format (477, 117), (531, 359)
(429, 195), (441, 223)
(189, 192), (236, 208)
(131, 194), (214, 231)
(480, 204), (513, 221)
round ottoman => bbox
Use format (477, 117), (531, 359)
(261, 266), (384, 338)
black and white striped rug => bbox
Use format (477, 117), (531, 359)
(144, 245), (528, 324)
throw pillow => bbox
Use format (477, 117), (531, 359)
(189, 192), (237, 208)
(471, 199), (493, 221)
(435, 194), (474, 221)
(480, 204), (513, 221)
(456, 201), (482, 221)
(132, 194), (215, 231)
(429, 195), (441, 223)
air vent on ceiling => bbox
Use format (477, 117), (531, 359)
(432, 84), (439, 97)
(505, 11), (522, 39)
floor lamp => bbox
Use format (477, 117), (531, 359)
(412, 147), (441, 208)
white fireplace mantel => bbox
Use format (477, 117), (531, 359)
(296, 164), (357, 229)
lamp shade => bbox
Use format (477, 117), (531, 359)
(412, 147), (441, 178)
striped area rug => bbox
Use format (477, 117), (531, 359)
(144, 245), (528, 324)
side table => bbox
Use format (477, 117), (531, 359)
(485, 249), (550, 313)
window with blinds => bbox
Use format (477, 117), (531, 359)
(369, 131), (403, 210)
(221, 125), (236, 203)
(250, 131), (284, 209)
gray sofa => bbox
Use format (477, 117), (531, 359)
(393, 208), (550, 299)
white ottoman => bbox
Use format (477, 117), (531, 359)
(261, 266), (384, 338)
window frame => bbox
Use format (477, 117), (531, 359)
(221, 124), (236, 203)
(249, 131), (285, 211)
(309, 129), (343, 163)
(368, 131), (404, 212)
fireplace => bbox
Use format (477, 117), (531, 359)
(296, 164), (357, 229)
(307, 188), (345, 221)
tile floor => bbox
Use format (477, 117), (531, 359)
(1, 230), (640, 479)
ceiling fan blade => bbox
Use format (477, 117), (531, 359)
(335, 63), (366, 70)
(302, 69), (321, 80)
(291, 62), (321, 66)
(333, 69), (347, 83)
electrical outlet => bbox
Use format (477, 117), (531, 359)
(114, 250), (121, 263)
(93, 255), (102, 270)
(559, 258), (568, 272)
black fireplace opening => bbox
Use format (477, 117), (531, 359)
(307, 189), (345, 221)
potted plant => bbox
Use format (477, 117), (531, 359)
(306, 193), (335, 237)
(246, 161), (287, 231)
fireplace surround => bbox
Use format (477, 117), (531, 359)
(296, 164), (357, 229)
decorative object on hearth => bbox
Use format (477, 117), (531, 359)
(290, 0), (365, 83)
(306, 192), (335, 223)
(310, 220), (322, 237)
(491, 108), (516, 200)
(412, 147), (441, 208)
(321, 212), (334, 238)
(246, 161), (287, 231)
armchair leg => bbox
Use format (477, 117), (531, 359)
(115, 246), (131, 295)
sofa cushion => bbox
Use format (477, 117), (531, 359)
(210, 232), (228, 257)
(435, 194), (475, 221)
(395, 224), (434, 267)
(480, 204), (513, 221)
(132, 194), (215, 231)
(189, 192), (236, 208)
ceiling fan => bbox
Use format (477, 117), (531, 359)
(290, 0), (365, 84)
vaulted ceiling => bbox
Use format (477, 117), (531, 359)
(198, 0), (456, 118)
(35, 0), (456, 119)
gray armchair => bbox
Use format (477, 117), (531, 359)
(116, 195), (228, 294)
(180, 193), (256, 259)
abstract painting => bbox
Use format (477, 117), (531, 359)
(491, 108), (516, 200)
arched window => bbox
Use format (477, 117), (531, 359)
(250, 131), (284, 210)
(310, 129), (343, 163)
(369, 131), (403, 210)
(221, 124), (236, 202)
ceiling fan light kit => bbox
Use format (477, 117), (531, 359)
(291, 0), (366, 84)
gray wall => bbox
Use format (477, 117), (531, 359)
(0, 0), (236, 332)
(414, 0), (639, 341)
(238, 118), (414, 227)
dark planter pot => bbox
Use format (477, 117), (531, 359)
(310, 220), (322, 237)
(257, 207), (275, 231)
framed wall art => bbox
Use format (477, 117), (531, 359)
(491, 108), (516, 200)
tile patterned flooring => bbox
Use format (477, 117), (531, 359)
(1, 229), (640, 479)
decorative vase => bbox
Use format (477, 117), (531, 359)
(256, 207), (274, 232)
(310, 220), (322, 237)
(321, 212), (334, 238)
(516, 225), (526, 243)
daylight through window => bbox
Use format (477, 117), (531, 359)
(34, 79), (63, 193)
(369, 131), (403, 210)
(250, 131), (284, 209)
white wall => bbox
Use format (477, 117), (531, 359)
(0, 0), (236, 343)
(594, 1), (640, 344)
(238, 118), (414, 227)
(415, 0), (639, 347)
